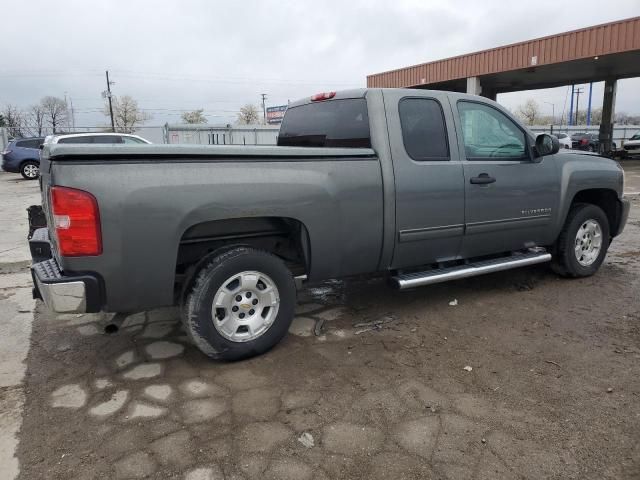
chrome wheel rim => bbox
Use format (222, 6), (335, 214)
(574, 219), (602, 267)
(211, 271), (280, 342)
(23, 164), (39, 178)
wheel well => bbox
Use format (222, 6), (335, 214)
(570, 189), (619, 233)
(175, 217), (310, 300)
(20, 159), (39, 167)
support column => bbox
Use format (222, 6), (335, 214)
(599, 78), (617, 154)
(466, 77), (482, 96)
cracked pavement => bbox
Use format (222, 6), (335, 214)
(1, 165), (640, 479)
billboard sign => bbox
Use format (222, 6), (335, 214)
(266, 105), (287, 124)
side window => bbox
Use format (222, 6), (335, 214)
(92, 135), (122, 144)
(122, 136), (146, 144)
(399, 98), (449, 161)
(457, 101), (527, 160)
(17, 139), (42, 149)
(58, 136), (93, 144)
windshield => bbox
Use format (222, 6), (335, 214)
(631, 132), (640, 140)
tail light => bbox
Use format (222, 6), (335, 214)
(311, 92), (336, 102)
(581, 138), (588, 145)
(50, 186), (102, 256)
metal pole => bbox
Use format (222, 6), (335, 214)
(586, 82), (593, 126)
(106, 70), (115, 132)
(568, 85), (575, 126)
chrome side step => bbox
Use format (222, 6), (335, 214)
(392, 251), (552, 290)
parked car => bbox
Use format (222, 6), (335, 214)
(1, 133), (150, 180)
(44, 132), (151, 145)
(571, 132), (617, 152)
(555, 132), (571, 149)
(622, 131), (640, 157)
(29, 88), (630, 361)
(1, 137), (45, 179)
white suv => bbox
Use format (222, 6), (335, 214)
(44, 132), (151, 145)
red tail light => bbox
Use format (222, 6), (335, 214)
(581, 138), (588, 145)
(311, 92), (336, 102)
(51, 186), (102, 256)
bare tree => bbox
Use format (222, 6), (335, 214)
(29, 104), (47, 136)
(2, 105), (26, 138)
(41, 96), (68, 133)
(181, 109), (207, 124)
(105, 95), (151, 133)
(516, 99), (540, 125)
(237, 104), (260, 125)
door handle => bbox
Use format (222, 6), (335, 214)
(470, 173), (496, 185)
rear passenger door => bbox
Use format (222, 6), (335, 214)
(384, 90), (465, 269)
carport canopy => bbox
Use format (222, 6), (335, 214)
(367, 17), (640, 151)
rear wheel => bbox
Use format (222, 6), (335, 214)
(20, 161), (39, 180)
(551, 203), (609, 277)
(182, 247), (296, 360)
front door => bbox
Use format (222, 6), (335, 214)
(385, 90), (465, 269)
(452, 99), (560, 258)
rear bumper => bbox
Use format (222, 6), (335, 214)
(1, 156), (19, 173)
(29, 227), (103, 313)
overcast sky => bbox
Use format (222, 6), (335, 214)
(2, 0), (639, 129)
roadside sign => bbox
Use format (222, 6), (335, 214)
(266, 105), (287, 124)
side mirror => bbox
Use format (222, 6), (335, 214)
(535, 133), (559, 157)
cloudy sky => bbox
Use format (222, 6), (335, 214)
(2, 0), (639, 129)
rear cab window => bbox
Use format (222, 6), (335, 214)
(277, 98), (371, 148)
(399, 98), (449, 161)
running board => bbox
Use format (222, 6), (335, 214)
(392, 251), (552, 290)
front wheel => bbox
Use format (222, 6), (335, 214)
(20, 161), (39, 180)
(551, 203), (610, 277)
(182, 247), (296, 360)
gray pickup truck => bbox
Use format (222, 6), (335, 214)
(29, 88), (630, 360)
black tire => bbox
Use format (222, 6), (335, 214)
(182, 247), (296, 361)
(587, 145), (595, 152)
(20, 161), (39, 180)
(551, 203), (610, 278)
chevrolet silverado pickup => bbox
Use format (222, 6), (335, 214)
(29, 88), (630, 360)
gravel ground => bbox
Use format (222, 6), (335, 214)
(3, 163), (640, 479)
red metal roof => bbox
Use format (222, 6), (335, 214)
(367, 17), (640, 88)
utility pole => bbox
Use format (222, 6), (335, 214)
(69, 97), (76, 132)
(574, 87), (584, 125)
(105, 70), (115, 132)
(260, 93), (267, 125)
